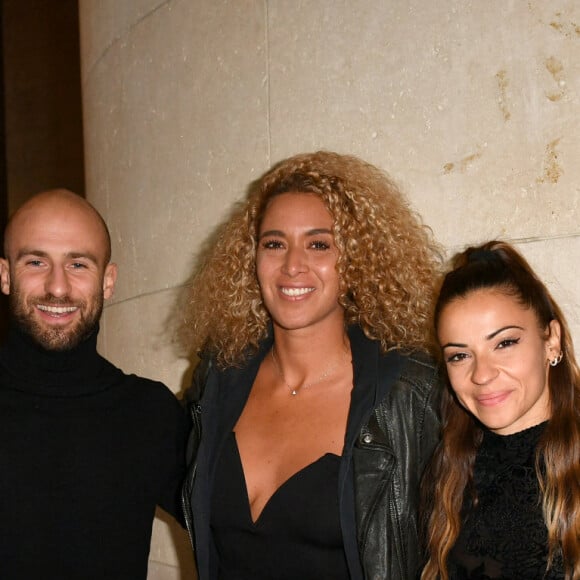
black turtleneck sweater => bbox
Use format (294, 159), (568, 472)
(0, 326), (188, 579)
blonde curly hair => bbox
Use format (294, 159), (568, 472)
(185, 151), (442, 368)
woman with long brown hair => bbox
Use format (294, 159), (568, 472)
(182, 151), (443, 580)
(422, 240), (580, 580)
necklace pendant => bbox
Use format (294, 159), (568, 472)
(291, 389), (298, 396)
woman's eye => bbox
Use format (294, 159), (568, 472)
(310, 240), (330, 250)
(497, 338), (520, 349)
(446, 352), (468, 364)
(262, 240), (284, 250)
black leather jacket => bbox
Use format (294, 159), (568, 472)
(182, 326), (441, 580)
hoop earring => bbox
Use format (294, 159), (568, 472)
(550, 352), (563, 367)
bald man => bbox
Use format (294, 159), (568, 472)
(0, 190), (188, 579)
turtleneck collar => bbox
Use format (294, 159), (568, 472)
(0, 323), (121, 396)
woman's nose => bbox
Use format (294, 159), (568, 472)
(471, 355), (498, 386)
(281, 246), (308, 276)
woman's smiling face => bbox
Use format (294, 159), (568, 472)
(437, 288), (561, 435)
(256, 192), (343, 334)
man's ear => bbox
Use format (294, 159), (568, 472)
(0, 258), (10, 296)
(102, 263), (118, 300)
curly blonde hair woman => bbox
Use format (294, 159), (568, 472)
(183, 151), (443, 580)
(422, 240), (580, 580)
(185, 150), (440, 367)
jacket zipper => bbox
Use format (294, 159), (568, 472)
(182, 401), (202, 548)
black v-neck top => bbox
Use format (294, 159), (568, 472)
(449, 422), (564, 579)
(210, 432), (350, 579)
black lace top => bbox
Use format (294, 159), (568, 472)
(449, 422), (564, 579)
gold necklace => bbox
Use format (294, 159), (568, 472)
(270, 346), (347, 396)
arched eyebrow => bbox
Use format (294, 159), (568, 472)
(486, 325), (524, 340)
(441, 341), (466, 350)
(258, 227), (333, 240)
(441, 325), (525, 350)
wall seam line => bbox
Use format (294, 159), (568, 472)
(80, 0), (173, 87)
(265, 0), (271, 167)
(104, 283), (188, 310)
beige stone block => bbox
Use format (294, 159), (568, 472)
(148, 555), (197, 580)
(147, 560), (180, 580)
(515, 238), (580, 348)
(264, 1), (580, 249)
(83, 0), (270, 304)
(80, 0), (168, 77)
(99, 287), (193, 395)
(148, 509), (196, 579)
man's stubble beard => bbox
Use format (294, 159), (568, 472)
(9, 288), (104, 351)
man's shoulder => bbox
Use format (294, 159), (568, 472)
(101, 357), (183, 410)
(125, 372), (180, 401)
(121, 373), (187, 433)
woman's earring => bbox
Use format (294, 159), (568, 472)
(550, 352), (563, 367)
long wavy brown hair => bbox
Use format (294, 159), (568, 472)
(184, 150), (441, 368)
(422, 240), (580, 580)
